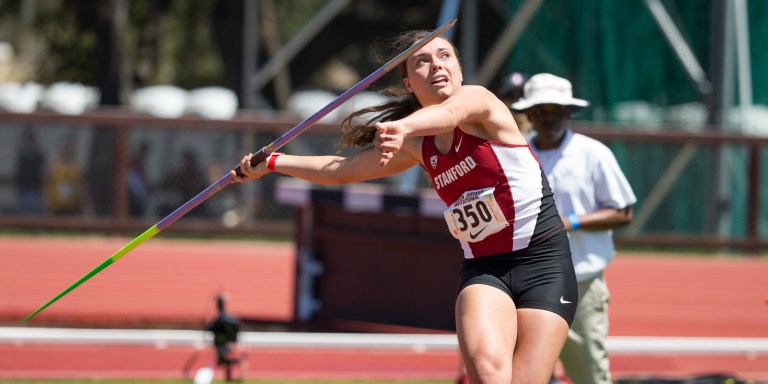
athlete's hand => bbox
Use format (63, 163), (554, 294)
(374, 121), (405, 167)
(230, 153), (270, 183)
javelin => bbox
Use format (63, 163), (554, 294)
(20, 19), (457, 325)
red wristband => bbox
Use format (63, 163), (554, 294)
(267, 152), (283, 172)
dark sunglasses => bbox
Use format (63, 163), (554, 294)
(527, 104), (570, 115)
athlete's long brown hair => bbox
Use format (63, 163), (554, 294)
(339, 30), (460, 149)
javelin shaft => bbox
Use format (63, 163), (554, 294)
(21, 19), (457, 324)
(20, 225), (161, 324)
(19, 175), (232, 324)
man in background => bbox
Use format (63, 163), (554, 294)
(513, 73), (637, 384)
(14, 130), (45, 215)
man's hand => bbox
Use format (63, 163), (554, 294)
(374, 121), (405, 167)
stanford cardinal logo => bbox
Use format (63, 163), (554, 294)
(430, 155), (438, 169)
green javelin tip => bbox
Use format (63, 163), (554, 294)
(19, 225), (161, 325)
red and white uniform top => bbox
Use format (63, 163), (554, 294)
(422, 128), (562, 259)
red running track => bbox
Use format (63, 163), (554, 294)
(0, 236), (295, 327)
(1, 235), (767, 381)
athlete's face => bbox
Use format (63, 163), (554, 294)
(403, 37), (463, 106)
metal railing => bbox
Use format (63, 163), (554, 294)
(1, 109), (766, 253)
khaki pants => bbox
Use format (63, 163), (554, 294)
(559, 273), (611, 384)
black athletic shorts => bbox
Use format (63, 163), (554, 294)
(457, 229), (578, 326)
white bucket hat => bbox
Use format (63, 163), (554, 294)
(510, 73), (589, 112)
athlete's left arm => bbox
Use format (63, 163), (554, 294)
(375, 86), (522, 165)
(378, 86), (495, 137)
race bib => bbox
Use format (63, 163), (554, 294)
(444, 187), (509, 243)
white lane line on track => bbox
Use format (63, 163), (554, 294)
(2, 327), (768, 355)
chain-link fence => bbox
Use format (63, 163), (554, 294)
(0, 109), (425, 237)
(1, 110), (767, 252)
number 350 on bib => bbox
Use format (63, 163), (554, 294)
(444, 187), (509, 243)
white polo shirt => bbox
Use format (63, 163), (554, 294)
(530, 129), (636, 282)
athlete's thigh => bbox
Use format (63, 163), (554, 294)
(455, 284), (517, 366)
(513, 308), (570, 384)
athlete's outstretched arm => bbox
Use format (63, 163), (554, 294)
(230, 144), (420, 185)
